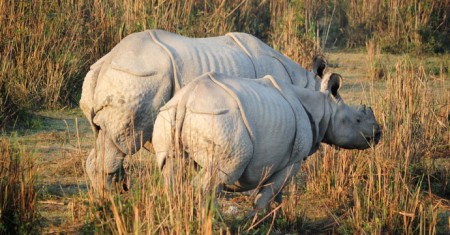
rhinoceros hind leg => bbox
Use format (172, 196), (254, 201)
(252, 162), (300, 213)
(86, 129), (127, 192)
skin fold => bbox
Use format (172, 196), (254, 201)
(152, 72), (381, 215)
(80, 29), (328, 191)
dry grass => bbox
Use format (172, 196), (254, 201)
(55, 56), (447, 234)
(0, 0), (315, 128)
(68, 153), (222, 234)
(0, 138), (40, 233)
(338, 0), (449, 53)
(366, 39), (386, 80)
(1, 53), (448, 234)
(303, 59), (449, 233)
(0, 0), (449, 233)
(2, 0), (447, 128)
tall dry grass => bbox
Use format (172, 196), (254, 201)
(366, 39), (386, 80)
(268, 0), (321, 66)
(1, 0), (448, 233)
(67, 57), (449, 234)
(335, 0), (449, 52)
(303, 59), (449, 233)
(71, 152), (224, 234)
(0, 138), (39, 233)
(3, 0), (446, 128)
(0, 0), (318, 128)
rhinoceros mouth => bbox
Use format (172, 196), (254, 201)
(365, 131), (382, 145)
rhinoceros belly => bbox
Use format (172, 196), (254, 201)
(150, 30), (258, 86)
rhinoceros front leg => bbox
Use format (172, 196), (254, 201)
(251, 162), (301, 216)
(86, 129), (127, 192)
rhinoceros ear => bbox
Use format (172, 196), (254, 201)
(320, 73), (343, 99)
(312, 54), (327, 78)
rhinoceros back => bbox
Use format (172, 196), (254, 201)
(148, 30), (257, 87)
(148, 30), (311, 90)
(225, 32), (315, 89)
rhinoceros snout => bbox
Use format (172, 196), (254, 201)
(373, 130), (382, 144)
(365, 128), (382, 145)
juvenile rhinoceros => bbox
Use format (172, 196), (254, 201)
(80, 29), (327, 190)
(152, 72), (381, 214)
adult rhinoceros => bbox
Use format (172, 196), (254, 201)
(80, 29), (327, 190)
(152, 72), (381, 215)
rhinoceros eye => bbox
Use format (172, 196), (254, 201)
(356, 119), (361, 123)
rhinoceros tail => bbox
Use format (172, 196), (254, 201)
(172, 78), (198, 157)
(174, 97), (187, 158)
(90, 108), (100, 138)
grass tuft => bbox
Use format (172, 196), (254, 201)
(0, 138), (40, 234)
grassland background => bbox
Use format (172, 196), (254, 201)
(1, 0), (448, 126)
(0, 0), (449, 234)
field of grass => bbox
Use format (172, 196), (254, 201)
(1, 0), (449, 234)
(1, 51), (448, 234)
(1, 0), (448, 127)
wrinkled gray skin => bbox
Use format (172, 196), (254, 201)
(80, 29), (328, 191)
(152, 72), (381, 215)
